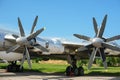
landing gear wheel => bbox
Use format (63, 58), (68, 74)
(66, 55), (84, 76)
(66, 66), (79, 76)
(6, 65), (12, 72)
(16, 65), (24, 72)
(74, 68), (79, 76)
(6, 64), (24, 72)
(65, 66), (73, 76)
(19, 66), (24, 72)
(78, 66), (84, 76)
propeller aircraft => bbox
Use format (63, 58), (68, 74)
(0, 14), (120, 76)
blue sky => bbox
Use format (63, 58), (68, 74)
(0, 0), (120, 42)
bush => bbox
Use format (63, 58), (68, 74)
(107, 57), (120, 66)
(32, 58), (42, 63)
(95, 57), (120, 67)
(95, 58), (103, 66)
(77, 59), (88, 66)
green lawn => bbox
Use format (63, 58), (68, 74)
(84, 66), (120, 76)
(24, 62), (68, 73)
(0, 61), (120, 76)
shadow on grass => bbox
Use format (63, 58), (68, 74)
(0, 65), (7, 69)
(23, 68), (65, 75)
(24, 68), (120, 76)
(85, 71), (120, 76)
(0, 65), (120, 76)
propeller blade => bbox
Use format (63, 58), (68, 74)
(93, 17), (98, 35)
(99, 48), (107, 69)
(99, 48), (106, 62)
(102, 42), (120, 51)
(103, 61), (107, 69)
(18, 17), (25, 37)
(6, 45), (20, 53)
(97, 15), (107, 38)
(88, 48), (98, 69)
(74, 34), (91, 41)
(27, 27), (45, 41)
(20, 50), (26, 69)
(106, 35), (120, 42)
(84, 42), (93, 48)
(30, 16), (38, 34)
(77, 43), (92, 52)
(20, 47), (31, 69)
(34, 44), (49, 52)
(25, 46), (32, 69)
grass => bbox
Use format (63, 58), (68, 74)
(0, 60), (120, 76)
(84, 66), (120, 76)
(24, 62), (68, 73)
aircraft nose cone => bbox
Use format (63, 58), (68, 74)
(92, 38), (104, 48)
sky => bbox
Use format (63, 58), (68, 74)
(0, 0), (120, 42)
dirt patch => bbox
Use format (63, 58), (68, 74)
(39, 60), (68, 65)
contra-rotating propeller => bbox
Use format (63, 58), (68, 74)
(6, 16), (49, 69)
(74, 14), (120, 69)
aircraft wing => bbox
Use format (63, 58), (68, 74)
(104, 42), (120, 57)
(62, 41), (91, 50)
(105, 49), (120, 57)
(62, 40), (120, 57)
(61, 41), (89, 55)
(62, 42), (84, 48)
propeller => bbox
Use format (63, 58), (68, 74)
(74, 14), (120, 69)
(6, 16), (49, 69)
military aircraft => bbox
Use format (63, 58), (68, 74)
(0, 15), (120, 76)
(0, 16), (84, 76)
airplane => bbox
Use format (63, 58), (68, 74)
(0, 15), (120, 76)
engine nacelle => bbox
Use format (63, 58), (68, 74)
(29, 38), (36, 46)
(4, 34), (16, 42)
(0, 51), (23, 61)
